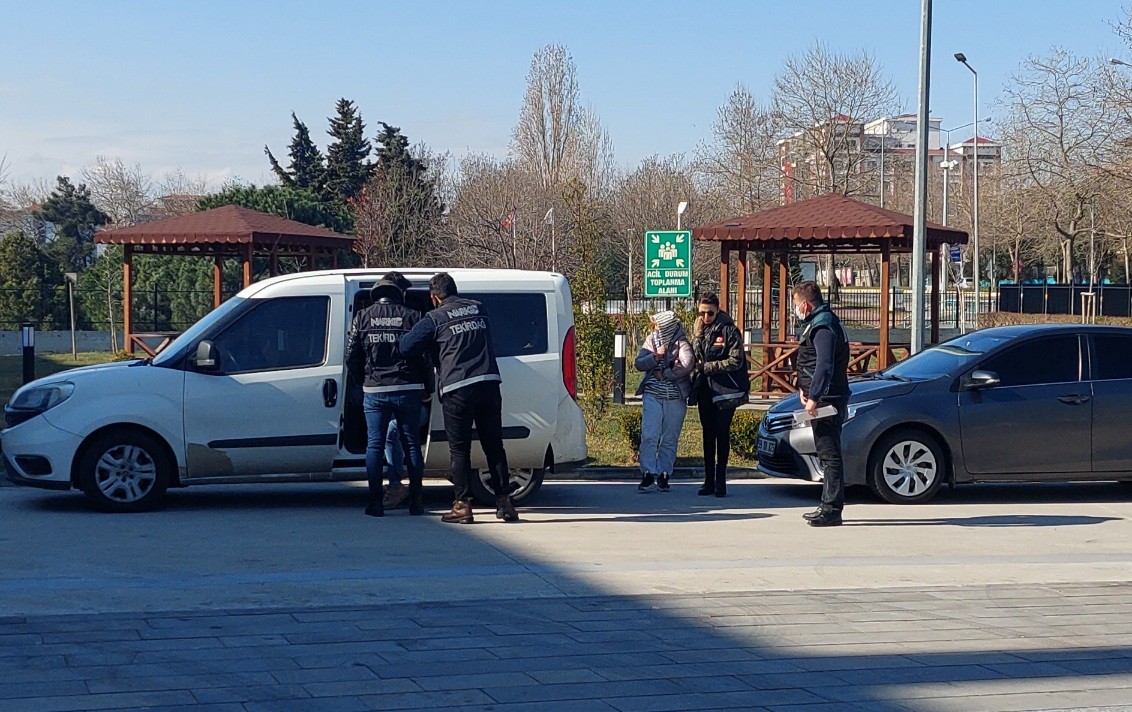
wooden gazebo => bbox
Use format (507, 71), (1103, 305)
(95, 205), (355, 354)
(693, 194), (968, 397)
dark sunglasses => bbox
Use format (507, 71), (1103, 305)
(698, 309), (718, 317)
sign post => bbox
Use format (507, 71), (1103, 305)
(643, 230), (692, 298)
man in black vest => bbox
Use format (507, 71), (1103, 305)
(793, 280), (851, 527)
(345, 272), (428, 518)
(401, 273), (517, 524)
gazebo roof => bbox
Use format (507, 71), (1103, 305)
(95, 204), (353, 251)
(693, 193), (967, 250)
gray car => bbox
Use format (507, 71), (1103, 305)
(756, 324), (1132, 504)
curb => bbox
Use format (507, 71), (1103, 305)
(559, 467), (766, 481)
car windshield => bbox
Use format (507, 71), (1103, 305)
(879, 332), (1013, 380)
(151, 297), (248, 366)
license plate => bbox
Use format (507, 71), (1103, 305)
(757, 436), (777, 457)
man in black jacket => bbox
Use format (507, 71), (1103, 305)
(401, 273), (517, 524)
(792, 281), (850, 527)
(345, 272), (428, 518)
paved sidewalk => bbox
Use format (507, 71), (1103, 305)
(2, 582), (1132, 711)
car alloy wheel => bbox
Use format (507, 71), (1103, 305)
(469, 467), (545, 504)
(868, 429), (945, 504)
(94, 444), (158, 504)
(78, 429), (172, 513)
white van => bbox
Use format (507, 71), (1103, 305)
(1, 269), (587, 512)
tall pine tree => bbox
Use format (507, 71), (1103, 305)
(265, 112), (326, 193)
(323, 98), (372, 206)
(35, 176), (110, 273)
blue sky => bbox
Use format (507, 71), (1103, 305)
(1, 0), (1126, 188)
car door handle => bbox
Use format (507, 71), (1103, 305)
(322, 379), (338, 408)
(1058, 394), (1090, 405)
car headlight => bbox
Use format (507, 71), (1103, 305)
(846, 398), (882, 422)
(8, 382), (75, 415)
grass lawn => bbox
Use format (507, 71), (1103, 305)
(0, 352), (117, 406)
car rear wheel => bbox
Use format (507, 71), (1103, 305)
(469, 468), (544, 505)
(868, 429), (945, 504)
(77, 429), (172, 513)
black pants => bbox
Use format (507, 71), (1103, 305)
(812, 401), (848, 511)
(697, 390), (735, 491)
(441, 380), (511, 502)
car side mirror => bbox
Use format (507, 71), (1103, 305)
(964, 369), (1000, 390)
(192, 341), (220, 372)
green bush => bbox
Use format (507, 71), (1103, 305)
(613, 406), (642, 459)
(730, 409), (764, 460)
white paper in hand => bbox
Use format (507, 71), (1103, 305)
(792, 405), (838, 426)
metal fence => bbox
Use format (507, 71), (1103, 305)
(604, 287), (998, 335)
(0, 286), (225, 332)
(997, 284), (1132, 317)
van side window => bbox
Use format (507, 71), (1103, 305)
(466, 293), (549, 357)
(213, 297), (330, 373)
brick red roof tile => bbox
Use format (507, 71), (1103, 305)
(692, 193), (967, 248)
(95, 204), (352, 248)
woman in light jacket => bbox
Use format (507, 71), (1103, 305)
(690, 294), (750, 498)
(634, 310), (694, 493)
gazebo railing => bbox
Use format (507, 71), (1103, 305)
(746, 341), (908, 399)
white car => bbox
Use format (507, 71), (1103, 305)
(2, 269), (587, 512)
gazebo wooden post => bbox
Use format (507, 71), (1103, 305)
(778, 250), (790, 341)
(212, 256), (224, 309)
(241, 243), (253, 288)
(331, 248), (339, 269)
(879, 242), (892, 369)
(719, 246), (730, 313)
(269, 248), (278, 278)
(761, 251), (773, 393)
(736, 246), (748, 333)
(930, 247), (941, 344)
(122, 245), (134, 354)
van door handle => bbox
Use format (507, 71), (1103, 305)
(323, 379), (338, 408)
(1058, 394), (1089, 405)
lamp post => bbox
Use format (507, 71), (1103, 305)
(955, 52), (981, 325)
(941, 118), (988, 332)
(910, 0), (932, 353)
(544, 208), (555, 273)
(676, 201), (688, 231)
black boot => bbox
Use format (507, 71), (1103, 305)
(364, 501), (384, 517)
(496, 495), (519, 522)
(698, 463), (715, 496)
(808, 508), (843, 527)
(714, 466), (727, 498)
(802, 507), (825, 522)
(407, 480), (424, 516)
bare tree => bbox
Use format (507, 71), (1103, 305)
(695, 84), (782, 216)
(511, 44), (614, 196)
(773, 42), (901, 199)
(81, 156), (154, 227)
(156, 169), (210, 216)
(1000, 49), (1118, 280)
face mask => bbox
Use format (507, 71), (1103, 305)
(794, 304), (808, 321)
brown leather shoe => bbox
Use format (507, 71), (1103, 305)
(495, 495), (519, 522)
(383, 483), (409, 509)
(441, 499), (474, 524)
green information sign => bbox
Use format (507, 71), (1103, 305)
(643, 230), (692, 297)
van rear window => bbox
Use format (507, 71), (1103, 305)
(466, 293), (549, 357)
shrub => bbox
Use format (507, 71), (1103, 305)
(730, 409), (764, 459)
(613, 406), (642, 460)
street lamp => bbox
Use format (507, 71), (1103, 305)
(544, 208), (555, 273)
(676, 201), (688, 231)
(940, 117), (990, 331)
(1111, 57), (1132, 67)
(955, 52), (981, 325)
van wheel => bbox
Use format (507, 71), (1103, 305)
(469, 468), (545, 505)
(867, 429), (944, 504)
(77, 429), (171, 513)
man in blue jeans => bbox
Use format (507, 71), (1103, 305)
(346, 272), (430, 517)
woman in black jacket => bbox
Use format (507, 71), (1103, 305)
(691, 294), (750, 497)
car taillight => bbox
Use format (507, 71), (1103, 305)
(562, 326), (577, 400)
